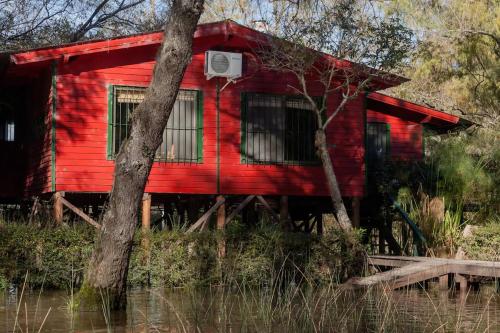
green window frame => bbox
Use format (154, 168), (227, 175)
(366, 122), (391, 165)
(107, 85), (203, 163)
(241, 92), (319, 165)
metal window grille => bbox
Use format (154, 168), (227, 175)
(242, 93), (318, 164)
(111, 86), (201, 162)
(366, 122), (390, 165)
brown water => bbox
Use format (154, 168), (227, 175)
(1, 286), (499, 332)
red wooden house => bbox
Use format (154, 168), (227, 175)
(0, 20), (469, 228)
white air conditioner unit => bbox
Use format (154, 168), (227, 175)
(205, 50), (242, 80)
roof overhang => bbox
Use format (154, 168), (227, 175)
(6, 20), (230, 65)
(367, 92), (473, 133)
(3, 20), (406, 89)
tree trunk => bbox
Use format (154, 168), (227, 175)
(84, 0), (204, 309)
(315, 129), (353, 231)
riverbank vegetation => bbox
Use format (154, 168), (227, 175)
(0, 220), (364, 291)
(383, 131), (499, 257)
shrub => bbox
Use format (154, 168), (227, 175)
(461, 218), (500, 261)
(0, 222), (94, 289)
(0, 220), (365, 290)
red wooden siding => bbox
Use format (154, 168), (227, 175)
(53, 41), (366, 197)
(367, 108), (423, 160)
(55, 45), (216, 194)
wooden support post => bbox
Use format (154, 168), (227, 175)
(256, 195), (280, 223)
(141, 193), (152, 264)
(225, 195), (255, 225)
(279, 195), (289, 230)
(316, 214), (323, 236)
(439, 274), (449, 290)
(187, 196), (226, 233)
(378, 228), (385, 254)
(352, 197), (361, 228)
(216, 195), (226, 258)
(53, 192), (64, 225)
(455, 274), (468, 294)
(142, 193), (152, 231)
(59, 196), (101, 229)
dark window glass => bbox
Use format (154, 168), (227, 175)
(243, 93), (318, 164)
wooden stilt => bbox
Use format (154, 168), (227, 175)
(439, 274), (449, 290)
(279, 195), (289, 230)
(225, 195), (255, 225)
(316, 214), (323, 235)
(142, 193), (152, 231)
(59, 196), (101, 229)
(378, 228), (385, 254)
(455, 274), (468, 294)
(53, 192), (64, 224)
(216, 195), (226, 258)
(256, 195), (280, 223)
(28, 197), (40, 224)
(187, 196), (226, 233)
(352, 197), (361, 228)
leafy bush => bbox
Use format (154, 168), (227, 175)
(461, 219), (500, 261)
(0, 273), (7, 291)
(0, 222), (94, 289)
(0, 220), (364, 290)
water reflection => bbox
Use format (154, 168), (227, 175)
(1, 286), (499, 332)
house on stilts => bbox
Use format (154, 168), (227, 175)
(0, 20), (471, 248)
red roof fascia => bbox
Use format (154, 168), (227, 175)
(368, 92), (460, 124)
(8, 19), (406, 88)
(225, 21), (406, 88)
(10, 21), (228, 65)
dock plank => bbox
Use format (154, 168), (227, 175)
(349, 255), (500, 290)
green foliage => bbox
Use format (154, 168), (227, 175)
(129, 223), (365, 288)
(461, 218), (500, 261)
(0, 273), (7, 291)
(128, 230), (219, 288)
(389, 131), (498, 253)
(0, 222), (94, 289)
(385, 0), (499, 121)
(0, 220), (365, 290)
(427, 135), (494, 206)
(224, 222), (366, 286)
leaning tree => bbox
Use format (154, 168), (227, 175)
(257, 0), (412, 230)
(83, 0), (205, 309)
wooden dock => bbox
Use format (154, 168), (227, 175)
(347, 255), (500, 291)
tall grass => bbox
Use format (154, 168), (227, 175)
(11, 272), (52, 333)
(149, 276), (498, 332)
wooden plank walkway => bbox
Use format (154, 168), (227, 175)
(347, 255), (500, 290)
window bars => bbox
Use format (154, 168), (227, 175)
(110, 86), (201, 163)
(242, 93), (318, 165)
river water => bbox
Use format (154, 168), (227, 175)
(1, 285), (499, 332)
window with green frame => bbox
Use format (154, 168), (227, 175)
(108, 86), (203, 162)
(241, 93), (319, 165)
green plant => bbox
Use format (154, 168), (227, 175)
(0, 273), (7, 291)
(461, 218), (500, 261)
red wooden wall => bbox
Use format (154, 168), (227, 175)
(53, 40), (366, 197)
(367, 109), (423, 161)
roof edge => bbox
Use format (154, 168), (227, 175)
(368, 92), (474, 130)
